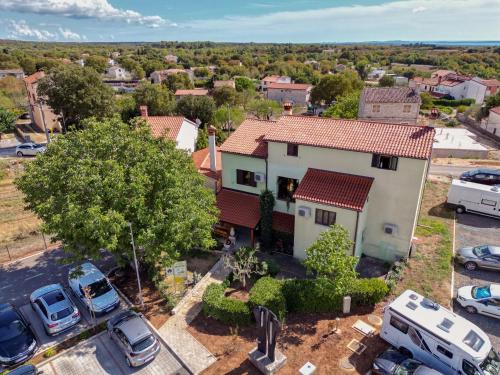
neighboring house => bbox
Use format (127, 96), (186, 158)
(304, 60), (320, 70)
(192, 126), (222, 191)
(102, 79), (141, 93)
(367, 68), (386, 80)
(174, 89), (209, 101)
(0, 69), (25, 79)
(483, 106), (500, 136)
(105, 66), (131, 80)
(260, 75), (292, 91)
(266, 83), (313, 106)
(150, 69), (194, 84)
(432, 128), (488, 158)
(164, 54), (179, 64)
(75, 59), (85, 67)
(482, 79), (500, 97)
(139, 106), (198, 153)
(111, 52), (121, 59)
(24, 71), (61, 133)
(217, 116), (434, 262)
(213, 80), (235, 89)
(358, 87), (421, 125)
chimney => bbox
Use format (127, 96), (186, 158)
(139, 105), (148, 118)
(208, 125), (217, 172)
(283, 101), (293, 116)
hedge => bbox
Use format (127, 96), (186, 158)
(201, 282), (251, 326)
(349, 278), (389, 306)
(432, 98), (474, 107)
(248, 277), (286, 320)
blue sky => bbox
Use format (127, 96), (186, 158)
(1, 0), (499, 43)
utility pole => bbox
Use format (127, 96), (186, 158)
(37, 99), (51, 144)
(128, 222), (144, 309)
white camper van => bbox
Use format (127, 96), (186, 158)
(381, 290), (499, 375)
(447, 179), (500, 218)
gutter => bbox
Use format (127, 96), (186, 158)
(353, 210), (360, 256)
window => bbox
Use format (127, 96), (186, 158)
(437, 345), (453, 359)
(462, 360), (481, 375)
(236, 169), (256, 187)
(372, 154), (398, 171)
(315, 209), (336, 226)
(389, 315), (409, 334)
(35, 300), (48, 318)
(277, 177), (299, 202)
(403, 104), (412, 113)
(372, 104), (381, 113)
(481, 198), (496, 207)
(287, 143), (299, 157)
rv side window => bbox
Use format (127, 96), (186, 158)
(481, 198), (497, 207)
(437, 345), (453, 359)
(462, 360), (481, 375)
(390, 315), (409, 334)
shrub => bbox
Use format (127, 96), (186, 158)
(456, 105), (468, 113)
(349, 278), (389, 306)
(433, 98), (474, 107)
(44, 347), (57, 358)
(248, 277), (286, 320)
(263, 259), (281, 277)
(282, 278), (343, 313)
(202, 283), (251, 326)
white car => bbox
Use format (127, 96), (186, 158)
(15, 143), (46, 157)
(456, 284), (500, 319)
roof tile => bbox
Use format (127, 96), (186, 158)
(219, 118), (275, 158)
(216, 189), (260, 228)
(267, 82), (312, 90)
(362, 87), (421, 104)
(143, 116), (186, 141)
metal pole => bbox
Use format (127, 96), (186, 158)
(38, 100), (51, 144)
(128, 222), (144, 309)
(5, 245), (11, 261)
(41, 232), (48, 251)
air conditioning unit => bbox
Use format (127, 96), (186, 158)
(383, 223), (398, 235)
(254, 172), (265, 183)
(298, 206), (311, 217)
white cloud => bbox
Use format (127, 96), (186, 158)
(58, 27), (82, 41)
(0, 0), (170, 28)
(412, 6), (427, 13)
(8, 19), (56, 40)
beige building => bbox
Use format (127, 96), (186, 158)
(358, 87), (421, 125)
(484, 106), (500, 136)
(216, 116), (434, 262)
(266, 83), (313, 106)
(24, 71), (61, 133)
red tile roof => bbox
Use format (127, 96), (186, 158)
(143, 116), (186, 141)
(24, 71), (45, 85)
(216, 189), (260, 228)
(491, 106), (500, 115)
(272, 212), (295, 234)
(219, 118), (275, 158)
(293, 169), (374, 211)
(192, 147), (222, 179)
(175, 89), (208, 96)
(267, 82), (312, 91)
(362, 87), (421, 104)
(264, 116), (434, 160)
(482, 79), (500, 87)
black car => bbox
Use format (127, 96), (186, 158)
(0, 303), (37, 368)
(459, 169), (500, 186)
(6, 364), (40, 375)
(372, 348), (442, 374)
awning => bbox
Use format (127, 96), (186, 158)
(272, 212), (295, 234)
(216, 189), (261, 229)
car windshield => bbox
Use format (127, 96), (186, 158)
(473, 246), (491, 257)
(86, 278), (112, 298)
(131, 335), (155, 352)
(33, 144), (44, 148)
(395, 359), (421, 375)
(472, 286), (491, 299)
(480, 349), (500, 375)
(51, 306), (73, 321)
(0, 319), (26, 342)
(43, 290), (66, 305)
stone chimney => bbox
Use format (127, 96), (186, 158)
(283, 101), (293, 116)
(208, 125), (217, 172)
(139, 105), (148, 118)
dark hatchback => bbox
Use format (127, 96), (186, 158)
(0, 303), (37, 368)
(459, 169), (500, 186)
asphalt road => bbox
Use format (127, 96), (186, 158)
(0, 146), (17, 157)
(428, 164), (477, 177)
(0, 248), (116, 307)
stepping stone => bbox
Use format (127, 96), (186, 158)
(367, 314), (383, 326)
(339, 357), (355, 371)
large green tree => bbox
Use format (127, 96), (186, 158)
(176, 95), (216, 126)
(37, 65), (114, 130)
(246, 99), (281, 120)
(0, 107), (17, 135)
(15, 118), (218, 271)
(85, 56), (108, 73)
(310, 71), (363, 106)
(164, 73), (193, 93)
(212, 86), (240, 107)
(234, 76), (254, 92)
(133, 82), (175, 116)
(212, 106), (245, 132)
(323, 91), (360, 119)
(378, 75), (395, 87)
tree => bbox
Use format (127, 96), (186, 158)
(164, 72), (193, 93)
(119, 57), (145, 79)
(115, 95), (138, 123)
(234, 76), (254, 92)
(213, 106), (245, 131)
(378, 75), (395, 87)
(420, 92), (433, 110)
(246, 99), (281, 120)
(85, 56), (108, 74)
(15, 117), (217, 272)
(310, 71), (363, 105)
(133, 82), (175, 116)
(0, 107), (17, 136)
(478, 92), (500, 120)
(176, 95), (216, 126)
(223, 247), (267, 289)
(212, 86), (239, 107)
(323, 91), (360, 119)
(37, 65), (114, 130)
(303, 224), (357, 292)
(259, 190), (275, 250)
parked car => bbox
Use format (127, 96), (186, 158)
(460, 169), (500, 186)
(373, 348), (442, 374)
(6, 364), (41, 375)
(456, 245), (500, 271)
(457, 284), (500, 319)
(107, 310), (160, 367)
(30, 283), (81, 335)
(15, 143), (46, 157)
(68, 262), (120, 316)
(0, 303), (37, 368)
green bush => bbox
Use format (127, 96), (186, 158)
(433, 98), (474, 107)
(248, 277), (286, 320)
(456, 105), (468, 113)
(349, 278), (389, 306)
(264, 259), (281, 277)
(202, 283), (251, 326)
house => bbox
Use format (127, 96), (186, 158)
(358, 87), (421, 125)
(24, 71), (61, 133)
(482, 79), (500, 97)
(174, 89), (209, 101)
(111, 52), (120, 59)
(0, 69), (25, 79)
(213, 80), (235, 89)
(139, 106), (198, 153)
(216, 115), (434, 261)
(266, 83), (313, 106)
(192, 126), (222, 191)
(483, 106), (500, 136)
(260, 75), (292, 91)
(367, 68), (386, 80)
(432, 128), (488, 158)
(164, 54), (179, 64)
(304, 60), (320, 70)
(75, 59), (85, 67)
(105, 66), (131, 80)
(150, 69), (194, 84)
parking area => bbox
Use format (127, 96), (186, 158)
(38, 332), (189, 375)
(453, 213), (500, 348)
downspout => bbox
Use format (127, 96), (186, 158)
(353, 210), (360, 257)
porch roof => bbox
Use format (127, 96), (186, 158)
(272, 212), (295, 234)
(216, 189), (261, 229)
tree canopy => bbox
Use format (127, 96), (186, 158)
(246, 99), (281, 120)
(310, 71), (363, 105)
(164, 73), (193, 93)
(133, 82), (175, 116)
(234, 76), (254, 92)
(0, 107), (17, 134)
(15, 117), (218, 271)
(323, 91), (360, 119)
(378, 75), (395, 87)
(176, 95), (216, 126)
(212, 86), (239, 107)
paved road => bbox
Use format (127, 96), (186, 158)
(0, 146), (17, 157)
(0, 248), (116, 306)
(428, 164), (476, 177)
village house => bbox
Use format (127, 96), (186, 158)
(260, 75), (292, 92)
(266, 83), (313, 106)
(216, 115), (434, 262)
(367, 68), (386, 81)
(150, 69), (194, 84)
(483, 106), (500, 136)
(139, 105), (199, 153)
(24, 71), (61, 133)
(192, 126), (222, 191)
(0, 69), (25, 79)
(213, 80), (235, 89)
(164, 54), (179, 64)
(482, 79), (500, 97)
(358, 87), (421, 125)
(105, 66), (131, 80)
(174, 88), (209, 101)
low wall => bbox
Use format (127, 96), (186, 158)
(457, 113), (500, 145)
(432, 148), (489, 159)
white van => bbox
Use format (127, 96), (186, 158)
(447, 179), (500, 218)
(381, 290), (500, 375)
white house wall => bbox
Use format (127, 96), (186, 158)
(221, 153), (267, 195)
(176, 120), (198, 153)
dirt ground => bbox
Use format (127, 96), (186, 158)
(188, 305), (388, 375)
(432, 157), (500, 167)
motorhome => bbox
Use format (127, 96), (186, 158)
(381, 290), (499, 375)
(447, 179), (500, 218)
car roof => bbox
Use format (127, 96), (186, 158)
(6, 364), (37, 375)
(490, 284), (500, 297)
(489, 246), (500, 255)
(31, 283), (63, 301)
(69, 262), (106, 286)
(116, 313), (151, 344)
(0, 303), (20, 325)
(471, 168), (500, 174)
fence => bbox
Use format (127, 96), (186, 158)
(0, 232), (60, 263)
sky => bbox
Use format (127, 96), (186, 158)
(0, 0), (499, 43)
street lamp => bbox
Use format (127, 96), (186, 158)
(128, 222), (144, 309)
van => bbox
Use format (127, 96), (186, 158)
(380, 290), (499, 375)
(447, 179), (500, 219)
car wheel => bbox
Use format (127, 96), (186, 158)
(464, 262), (477, 271)
(466, 306), (478, 314)
(456, 206), (466, 214)
(17, 151), (23, 157)
(399, 347), (413, 358)
(126, 357), (133, 368)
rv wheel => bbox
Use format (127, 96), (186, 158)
(464, 262), (477, 271)
(466, 306), (478, 314)
(455, 206), (466, 214)
(399, 347), (413, 358)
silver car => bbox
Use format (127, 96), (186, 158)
(107, 310), (160, 367)
(15, 143), (46, 157)
(456, 245), (500, 271)
(30, 284), (81, 336)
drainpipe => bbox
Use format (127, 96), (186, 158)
(353, 211), (360, 257)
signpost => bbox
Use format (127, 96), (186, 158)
(166, 261), (187, 295)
